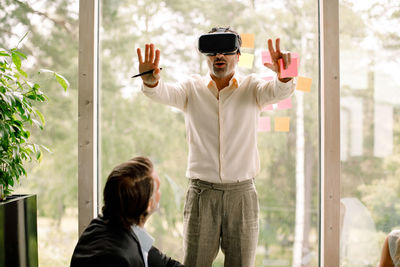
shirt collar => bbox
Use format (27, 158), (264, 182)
(205, 72), (240, 89)
(131, 225), (154, 253)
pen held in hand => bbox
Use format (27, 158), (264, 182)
(131, 68), (163, 78)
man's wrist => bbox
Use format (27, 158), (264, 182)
(278, 77), (292, 83)
(143, 81), (159, 88)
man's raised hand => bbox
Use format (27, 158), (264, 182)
(263, 38), (292, 81)
(137, 43), (161, 87)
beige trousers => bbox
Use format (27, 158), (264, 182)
(183, 178), (259, 267)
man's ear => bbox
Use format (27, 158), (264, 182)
(146, 198), (154, 213)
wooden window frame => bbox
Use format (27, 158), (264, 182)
(78, 0), (99, 235)
(319, 0), (340, 266)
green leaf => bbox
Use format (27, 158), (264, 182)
(11, 52), (21, 70)
(36, 94), (46, 102)
(3, 74), (16, 82)
(38, 68), (53, 74)
(2, 93), (11, 106)
(54, 72), (69, 92)
(17, 68), (27, 78)
(31, 119), (43, 130)
(22, 130), (30, 138)
(35, 109), (45, 125)
(21, 151), (29, 160)
(36, 150), (42, 162)
(26, 94), (37, 100)
(26, 144), (34, 153)
(13, 50), (27, 59)
(0, 51), (9, 57)
(13, 120), (24, 128)
(40, 145), (51, 153)
(33, 144), (41, 158)
(40, 69), (69, 92)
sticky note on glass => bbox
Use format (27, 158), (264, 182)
(258, 116), (271, 132)
(277, 98), (292, 110)
(274, 117), (290, 132)
(241, 33), (255, 48)
(296, 76), (312, 92)
(238, 53), (254, 69)
(279, 52), (299, 78)
(262, 104), (273, 111)
(261, 51), (273, 64)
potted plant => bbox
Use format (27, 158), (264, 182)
(0, 36), (68, 267)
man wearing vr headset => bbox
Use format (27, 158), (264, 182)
(136, 27), (294, 267)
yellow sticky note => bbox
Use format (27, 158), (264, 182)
(241, 33), (255, 48)
(296, 76), (312, 92)
(275, 117), (290, 132)
(238, 53), (254, 69)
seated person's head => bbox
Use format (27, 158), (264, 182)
(101, 156), (160, 230)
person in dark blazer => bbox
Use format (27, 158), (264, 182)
(70, 156), (184, 267)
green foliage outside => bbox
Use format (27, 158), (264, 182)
(0, 35), (68, 199)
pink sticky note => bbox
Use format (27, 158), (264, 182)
(261, 51), (273, 64)
(262, 104), (273, 111)
(262, 76), (274, 81)
(279, 52), (299, 78)
(258, 117), (271, 132)
(277, 98), (292, 110)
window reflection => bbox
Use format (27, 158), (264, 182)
(340, 0), (400, 266)
(100, 0), (319, 266)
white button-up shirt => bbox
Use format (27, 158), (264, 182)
(142, 73), (294, 183)
(132, 225), (154, 267)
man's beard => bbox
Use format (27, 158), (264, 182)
(212, 64), (229, 78)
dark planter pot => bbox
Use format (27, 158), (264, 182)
(0, 194), (38, 267)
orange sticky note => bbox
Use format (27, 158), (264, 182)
(274, 117), (290, 132)
(296, 76), (312, 92)
(238, 53), (254, 69)
(277, 98), (292, 110)
(241, 33), (255, 48)
(279, 52), (299, 78)
(258, 116), (271, 132)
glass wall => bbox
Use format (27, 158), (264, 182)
(0, 1), (79, 266)
(339, 0), (400, 266)
(99, 0), (320, 266)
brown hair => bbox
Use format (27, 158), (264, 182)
(101, 156), (154, 230)
(208, 26), (242, 53)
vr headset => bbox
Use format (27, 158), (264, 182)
(198, 32), (241, 56)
